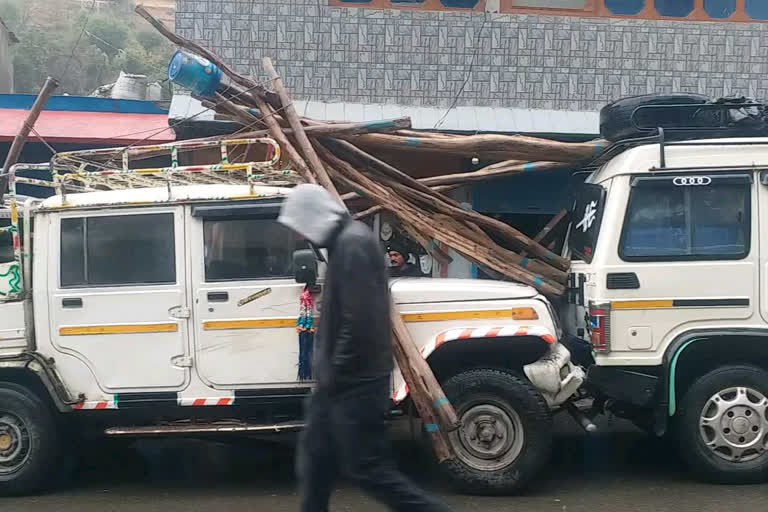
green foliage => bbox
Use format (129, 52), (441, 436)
(0, 0), (173, 95)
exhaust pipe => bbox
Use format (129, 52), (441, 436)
(564, 402), (598, 433)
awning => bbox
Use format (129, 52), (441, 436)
(0, 109), (175, 144)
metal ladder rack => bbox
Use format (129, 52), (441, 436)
(0, 137), (293, 301)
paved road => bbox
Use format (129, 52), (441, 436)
(3, 418), (768, 512)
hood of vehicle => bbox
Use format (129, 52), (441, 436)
(390, 278), (538, 305)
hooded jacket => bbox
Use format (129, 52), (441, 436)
(279, 185), (393, 394)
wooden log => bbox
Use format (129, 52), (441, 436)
(244, 117), (412, 140)
(319, 142), (566, 296)
(350, 184), (461, 217)
(520, 209), (569, 259)
(1, 76), (59, 199)
(262, 58), (340, 201)
(324, 138), (570, 272)
(332, 162), (566, 296)
(390, 325), (453, 462)
(346, 132), (604, 163)
(420, 161), (570, 187)
(251, 96), (318, 185)
(213, 93), (261, 126)
(135, 5), (268, 100)
(309, 141), (459, 457)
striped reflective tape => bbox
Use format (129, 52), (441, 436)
(428, 325), (556, 353)
(178, 397), (235, 407)
(73, 400), (116, 410)
(391, 324), (556, 404)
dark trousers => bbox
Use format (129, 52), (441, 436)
(297, 378), (453, 512)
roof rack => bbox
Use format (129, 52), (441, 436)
(0, 137), (295, 301)
(49, 137), (298, 193)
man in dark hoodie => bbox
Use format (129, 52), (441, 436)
(278, 185), (452, 512)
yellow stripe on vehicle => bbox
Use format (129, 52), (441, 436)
(203, 318), (296, 330)
(203, 308), (538, 331)
(610, 300), (674, 310)
(401, 308), (538, 323)
(59, 323), (178, 336)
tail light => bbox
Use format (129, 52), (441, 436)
(588, 302), (611, 353)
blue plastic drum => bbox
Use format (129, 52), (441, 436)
(168, 50), (222, 97)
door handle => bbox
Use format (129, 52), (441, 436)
(62, 298), (83, 308)
(207, 292), (229, 302)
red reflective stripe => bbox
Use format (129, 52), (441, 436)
(94, 402), (108, 410)
(485, 327), (503, 337)
(73, 402), (84, 410)
(516, 326), (530, 336)
(458, 329), (474, 339)
(193, 398), (206, 406)
(217, 398), (232, 406)
(435, 332), (447, 347)
(541, 333), (556, 344)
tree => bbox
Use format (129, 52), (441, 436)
(0, 0), (174, 95)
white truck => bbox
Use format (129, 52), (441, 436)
(0, 139), (583, 495)
(5, 98), (768, 495)
(564, 135), (768, 484)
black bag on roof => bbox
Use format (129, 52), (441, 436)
(600, 93), (768, 142)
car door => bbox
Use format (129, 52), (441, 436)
(601, 172), (757, 360)
(190, 201), (312, 389)
(49, 207), (191, 392)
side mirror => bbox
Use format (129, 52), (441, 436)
(293, 249), (318, 285)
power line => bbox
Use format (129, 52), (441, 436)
(59, 0), (98, 84)
(434, 14), (488, 130)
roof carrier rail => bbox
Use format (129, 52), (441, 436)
(0, 137), (294, 301)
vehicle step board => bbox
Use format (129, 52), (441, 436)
(104, 421), (304, 436)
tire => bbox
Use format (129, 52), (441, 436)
(599, 93), (711, 142)
(438, 368), (552, 495)
(678, 365), (768, 484)
(0, 383), (59, 495)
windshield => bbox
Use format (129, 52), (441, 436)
(568, 183), (606, 263)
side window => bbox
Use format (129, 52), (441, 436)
(60, 213), (176, 287)
(203, 218), (307, 281)
(620, 175), (751, 261)
(0, 217), (21, 264)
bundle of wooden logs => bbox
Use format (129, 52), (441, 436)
(135, 4), (603, 461)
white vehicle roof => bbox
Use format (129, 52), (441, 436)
(39, 184), (292, 210)
(592, 137), (768, 184)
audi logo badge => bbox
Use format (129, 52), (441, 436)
(673, 176), (712, 186)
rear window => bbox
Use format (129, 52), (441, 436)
(569, 183), (606, 263)
(620, 174), (751, 261)
(61, 213), (176, 287)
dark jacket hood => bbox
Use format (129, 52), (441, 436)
(277, 184), (349, 248)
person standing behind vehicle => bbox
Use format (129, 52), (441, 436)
(387, 242), (423, 278)
(278, 184), (453, 512)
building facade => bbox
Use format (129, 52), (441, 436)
(174, 0), (768, 278)
(176, 0), (768, 112)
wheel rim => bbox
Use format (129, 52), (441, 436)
(0, 412), (31, 475)
(451, 399), (524, 472)
(699, 387), (768, 463)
